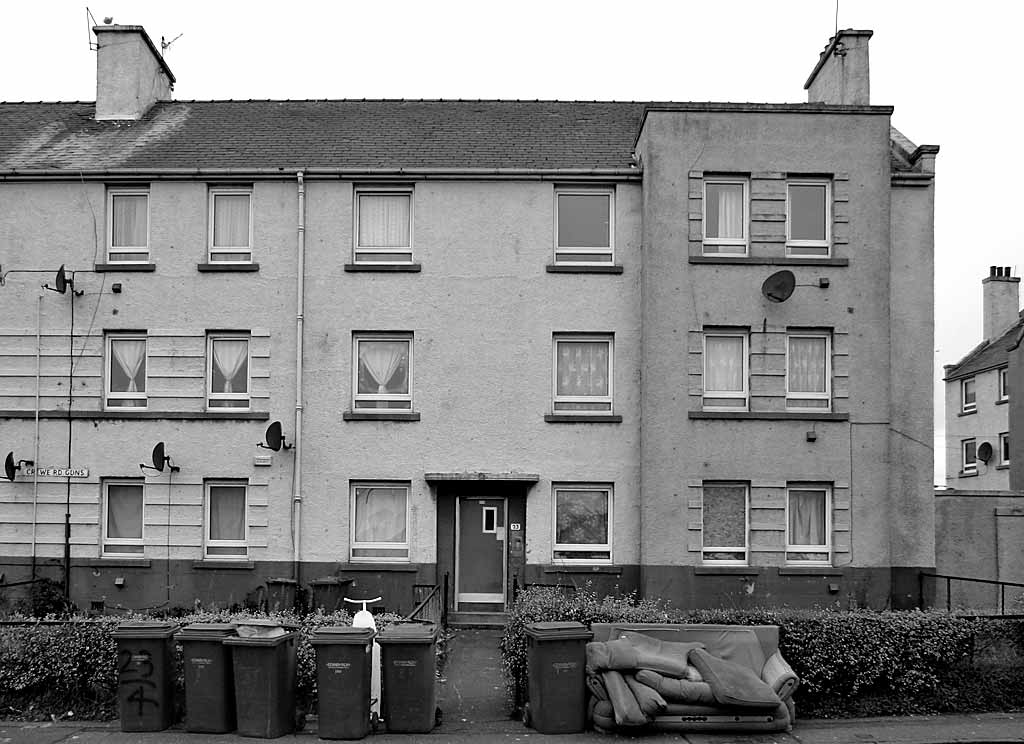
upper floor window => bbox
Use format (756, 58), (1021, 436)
(102, 480), (144, 556)
(354, 334), (412, 411)
(786, 180), (830, 257)
(205, 481), (248, 559)
(961, 438), (977, 475)
(787, 332), (831, 411)
(553, 334), (613, 414)
(351, 482), (409, 561)
(1000, 432), (1010, 467)
(207, 334), (250, 409)
(106, 333), (147, 409)
(961, 377), (977, 413)
(553, 484), (612, 563)
(999, 367), (1009, 402)
(209, 188), (252, 263)
(107, 189), (150, 263)
(702, 178), (748, 255)
(701, 481), (748, 564)
(786, 484), (831, 565)
(355, 187), (413, 264)
(702, 330), (748, 411)
(554, 188), (613, 265)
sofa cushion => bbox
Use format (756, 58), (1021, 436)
(689, 648), (781, 710)
(596, 624), (769, 675)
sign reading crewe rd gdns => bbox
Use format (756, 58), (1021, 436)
(23, 467), (89, 478)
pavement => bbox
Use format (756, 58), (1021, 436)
(1, 628), (1022, 743)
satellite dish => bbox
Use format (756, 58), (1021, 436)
(54, 265), (68, 294)
(264, 421), (284, 451)
(977, 441), (994, 464)
(151, 442), (166, 472)
(4, 452), (16, 482)
(761, 270), (796, 303)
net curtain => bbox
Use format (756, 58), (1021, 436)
(557, 342), (608, 396)
(789, 490), (825, 545)
(789, 337), (826, 393)
(359, 194), (410, 247)
(212, 339), (248, 394)
(359, 341), (408, 394)
(111, 195), (147, 247)
(107, 485), (143, 539)
(355, 487), (406, 543)
(210, 487), (245, 541)
(213, 193), (250, 247)
(704, 336), (743, 392)
(111, 339), (146, 393)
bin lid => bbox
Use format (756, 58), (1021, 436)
(112, 620), (179, 640)
(224, 630), (299, 647)
(377, 622), (439, 644)
(174, 622), (237, 641)
(310, 626), (375, 645)
(525, 621), (593, 641)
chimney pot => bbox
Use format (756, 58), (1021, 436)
(982, 267), (1022, 340)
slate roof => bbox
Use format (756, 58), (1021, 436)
(944, 315), (1024, 381)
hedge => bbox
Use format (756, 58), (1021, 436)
(500, 586), (1024, 718)
(0, 609), (406, 722)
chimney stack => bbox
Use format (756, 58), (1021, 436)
(93, 24), (175, 121)
(982, 266), (1021, 341)
(804, 29), (873, 105)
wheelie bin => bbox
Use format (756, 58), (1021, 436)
(111, 620), (178, 732)
(311, 626), (375, 740)
(225, 629), (299, 738)
(376, 622), (439, 733)
(524, 621), (592, 734)
(175, 622), (237, 733)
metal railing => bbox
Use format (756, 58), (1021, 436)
(919, 572), (1024, 616)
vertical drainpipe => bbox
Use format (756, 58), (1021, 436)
(31, 293), (42, 581)
(293, 172), (306, 586)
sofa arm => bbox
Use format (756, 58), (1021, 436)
(761, 651), (799, 701)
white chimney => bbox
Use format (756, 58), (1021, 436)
(804, 29), (872, 106)
(93, 24), (175, 121)
(982, 266), (1021, 341)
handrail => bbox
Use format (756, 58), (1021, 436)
(919, 571), (1024, 615)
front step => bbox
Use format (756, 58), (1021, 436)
(447, 611), (507, 629)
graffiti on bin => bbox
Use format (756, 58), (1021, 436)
(117, 649), (160, 716)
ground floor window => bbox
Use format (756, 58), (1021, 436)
(701, 481), (748, 564)
(351, 482), (409, 561)
(786, 484), (831, 565)
(103, 480), (144, 556)
(205, 481), (248, 558)
(552, 484), (611, 563)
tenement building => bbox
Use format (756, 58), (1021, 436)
(0, 25), (937, 615)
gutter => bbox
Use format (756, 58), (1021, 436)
(0, 167), (642, 182)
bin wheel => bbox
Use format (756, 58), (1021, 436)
(370, 712), (382, 733)
(435, 706), (443, 727)
(522, 702), (531, 728)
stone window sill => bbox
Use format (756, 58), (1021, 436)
(689, 411), (848, 421)
(344, 263), (422, 272)
(197, 262), (260, 272)
(543, 565), (620, 575)
(957, 410), (977, 417)
(192, 560), (255, 570)
(695, 566), (759, 575)
(546, 264), (624, 274)
(689, 256), (849, 267)
(343, 411), (421, 422)
(94, 262), (156, 272)
(545, 414), (622, 423)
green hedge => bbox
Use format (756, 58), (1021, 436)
(0, 609), (405, 722)
(500, 587), (1024, 718)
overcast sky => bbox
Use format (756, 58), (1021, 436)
(3, 0), (1020, 484)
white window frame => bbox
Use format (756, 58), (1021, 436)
(208, 187), (253, 263)
(552, 484), (612, 564)
(1000, 432), (1010, 467)
(207, 333), (251, 410)
(552, 334), (614, 414)
(702, 178), (749, 256)
(999, 367), (1009, 402)
(701, 482), (749, 565)
(352, 334), (413, 411)
(962, 438), (977, 474)
(554, 187), (615, 265)
(786, 331), (832, 411)
(204, 481), (249, 559)
(106, 188), (150, 263)
(961, 377), (977, 413)
(105, 332), (148, 410)
(785, 484), (832, 566)
(702, 330), (749, 411)
(102, 480), (145, 557)
(350, 481), (410, 563)
(353, 186), (414, 264)
(785, 180), (831, 257)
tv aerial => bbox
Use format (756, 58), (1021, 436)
(257, 421), (292, 451)
(140, 442), (179, 473)
(4, 452), (34, 482)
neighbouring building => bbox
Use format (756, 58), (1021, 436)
(0, 25), (937, 616)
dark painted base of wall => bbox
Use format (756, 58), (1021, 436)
(0, 558), (934, 615)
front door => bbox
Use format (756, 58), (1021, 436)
(456, 497), (506, 608)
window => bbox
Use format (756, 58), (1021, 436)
(701, 482), (748, 564)
(962, 438), (977, 474)
(961, 377), (977, 413)
(207, 334), (250, 409)
(205, 482), (247, 558)
(354, 187), (413, 264)
(553, 335), (613, 413)
(702, 179), (748, 255)
(106, 333), (147, 409)
(786, 180), (830, 257)
(209, 188), (252, 262)
(999, 367), (1009, 402)
(1000, 432), (1010, 467)
(702, 331), (748, 410)
(787, 332), (831, 411)
(786, 484), (831, 564)
(102, 481), (144, 556)
(107, 189), (149, 262)
(351, 482), (409, 561)
(553, 485), (611, 563)
(554, 188), (613, 264)
(353, 334), (412, 411)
